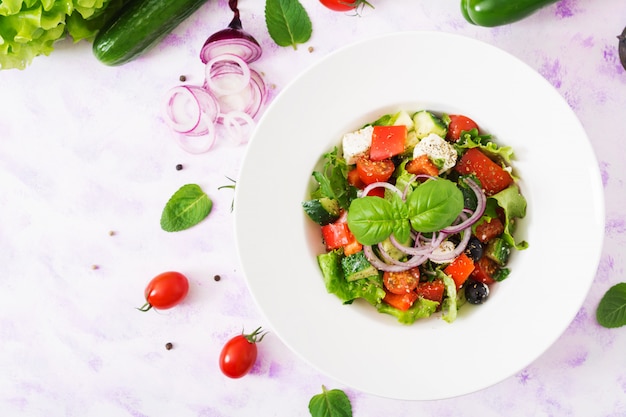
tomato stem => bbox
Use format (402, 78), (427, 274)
(243, 326), (268, 344)
(137, 302), (153, 312)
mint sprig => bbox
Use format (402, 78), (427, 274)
(160, 184), (213, 232)
(308, 385), (352, 417)
(597, 283), (626, 328)
(265, 0), (313, 49)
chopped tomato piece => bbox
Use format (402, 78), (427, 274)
(443, 252), (475, 290)
(474, 217), (504, 243)
(321, 218), (361, 254)
(415, 279), (445, 303)
(370, 125), (407, 161)
(343, 238), (363, 256)
(447, 115), (478, 142)
(405, 154), (439, 177)
(383, 268), (420, 295)
(347, 168), (365, 188)
(347, 168), (386, 197)
(454, 148), (513, 196)
(470, 257), (497, 285)
(356, 157), (395, 185)
(383, 290), (419, 311)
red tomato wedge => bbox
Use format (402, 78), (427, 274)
(415, 279), (446, 303)
(383, 268), (420, 295)
(447, 114), (478, 142)
(370, 125), (407, 161)
(454, 148), (513, 196)
(320, 219), (362, 254)
(471, 257), (497, 285)
(356, 157), (395, 185)
(443, 252), (476, 290)
(383, 291), (419, 311)
(405, 154), (440, 177)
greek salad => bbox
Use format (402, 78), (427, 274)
(302, 110), (528, 324)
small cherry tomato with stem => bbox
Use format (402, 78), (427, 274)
(319, 0), (373, 12)
(219, 327), (267, 378)
(137, 271), (189, 311)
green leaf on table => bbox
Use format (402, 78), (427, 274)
(160, 184), (212, 232)
(265, 0), (313, 49)
(596, 283), (626, 328)
(308, 385), (352, 417)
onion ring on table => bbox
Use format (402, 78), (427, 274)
(172, 117), (218, 154)
(163, 85), (220, 136)
(204, 54), (251, 97)
(210, 67), (267, 119)
(220, 111), (256, 145)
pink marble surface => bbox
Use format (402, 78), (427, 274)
(1, 0), (625, 415)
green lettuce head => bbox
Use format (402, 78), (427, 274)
(0, 0), (121, 70)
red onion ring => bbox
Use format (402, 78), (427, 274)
(163, 85), (220, 136)
(211, 67), (266, 119)
(361, 181), (403, 198)
(172, 117), (218, 154)
(199, 8), (262, 65)
(220, 111), (255, 145)
(441, 178), (486, 234)
(204, 54), (251, 97)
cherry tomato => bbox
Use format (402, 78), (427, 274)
(319, 0), (370, 12)
(355, 157), (395, 185)
(447, 114), (479, 142)
(383, 268), (420, 295)
(138, 271), (189, 311)
(219, 327), (267, 379)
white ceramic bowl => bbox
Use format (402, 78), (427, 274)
(234, 31), (604, 400)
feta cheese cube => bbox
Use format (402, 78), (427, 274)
(412, 133), (457, 173)
(342, 125), (374, 165)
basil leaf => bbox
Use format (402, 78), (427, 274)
(347, 196), (408, 246)
(265, 0), (312, 49)
(406, 179), (463, 232)
(160, 184), (212, 232)
(597, 283), (626, 328)
(308, 386), (352, 417)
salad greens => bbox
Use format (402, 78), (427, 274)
(347, 179), (464, 245)
(304, 108), (528, 324)
(0, 0), (124, 70)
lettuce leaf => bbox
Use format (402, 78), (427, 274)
(0, 0), (119, 70)
(317, 250), (385, 306)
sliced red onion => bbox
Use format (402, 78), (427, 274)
(428, 226), (472, 263)
(363, 245), (429, 273)
(441, 178), (486, 234)
(361, 181), (403, 198)
(220, 111), (255, 145)
(204, 54), (251, 97)
(163, 85), (220, 136)
(172, 119), (218, 154)
(199, 11), (262, 65)
(211, 67), (266, 119)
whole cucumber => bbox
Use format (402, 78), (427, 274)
(460, 0), (558, 27)
(93, 0), (210, 66)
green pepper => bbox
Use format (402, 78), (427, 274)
(461, 0), (559, 27)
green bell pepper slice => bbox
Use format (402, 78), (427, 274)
(461, 0), (559, 27)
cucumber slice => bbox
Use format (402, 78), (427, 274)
(412, 110), (448, 139)
(302, 197), (340, 225)
(341, 251), (379, 282)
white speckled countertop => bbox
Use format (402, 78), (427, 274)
(1, 0), (626, 416)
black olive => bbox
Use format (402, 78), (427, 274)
(619, 26), (626, 71)
(464, 236), (484, 262)
(464, 279), (489, 305)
